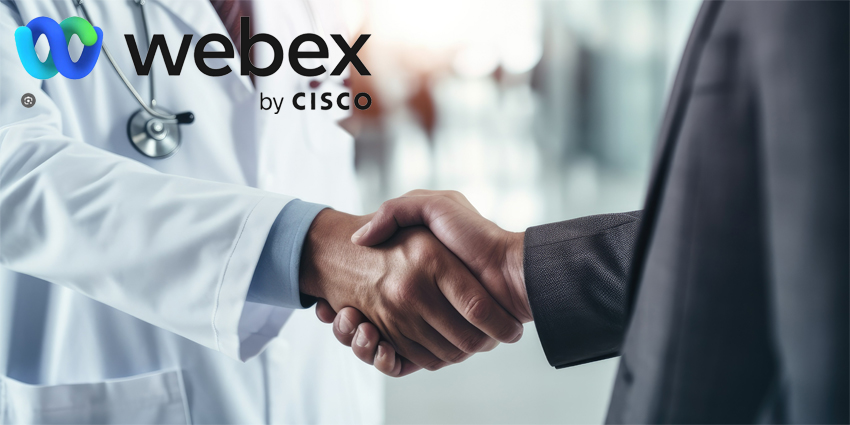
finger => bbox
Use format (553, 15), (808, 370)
(352, 196), (462, 246)
(315, 299), (337, 324)
(374, 343), (423, 377)
(336, 308), (448, 370)
(394, 332), (451, 371)
(420, 290), (499, 354)
(395, 356), (424, 377)
(333, 307), (368, 346)
(403, 190), (478, 214)
(373, 342), (398, 375)
(351, 322), (381, 365)
(406, 316), (473, 364)
(438, 258), (524, 344)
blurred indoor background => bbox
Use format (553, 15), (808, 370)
(337, 1), (702, 423)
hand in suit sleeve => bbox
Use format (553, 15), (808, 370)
(329, 190), (641, 374)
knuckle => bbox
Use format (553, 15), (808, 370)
(407, 235), (440, 265)
(497, 321), (519, 342)
(464, 295), (493, 324)
(423, 359), (447, 371)
(446, 348), (471, 363)
(479, 337), (499, 351)
(398, 283), (418, 301)
(432, 195), (453, 211)
(440, 190), (465, 204)
(404, 189), (429, 197)
(389, 279), (419, 304)
(378, 198), (400, 216)
(446, 190), (464, 200)
(458, 332), (489, 353)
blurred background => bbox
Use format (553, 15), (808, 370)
(338, 1), (702, 423)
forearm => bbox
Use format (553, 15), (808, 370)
(501, 231), (531, 323)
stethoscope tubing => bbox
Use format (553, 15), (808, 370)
(72, 0), (176, 121)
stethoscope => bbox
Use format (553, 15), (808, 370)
(72, 0), (194, 159)
(72, 0), (334, 159)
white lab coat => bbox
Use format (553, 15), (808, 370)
(0, 0), (383, 423)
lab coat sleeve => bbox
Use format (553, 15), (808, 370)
(248, 199), (328, 309)
(0, 3), (292, 362)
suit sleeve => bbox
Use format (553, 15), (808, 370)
(0, 2), (294, 363)
(524, 211), (641, 368)
(751, 2), (848, 422)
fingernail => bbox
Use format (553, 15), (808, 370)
(355, 330), (369, 348)
(351, 222), (371, 243)
(376, 344), (386, 360)
(339, 315), (355, 335)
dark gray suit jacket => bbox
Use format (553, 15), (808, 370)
(523, 1), (848, 423)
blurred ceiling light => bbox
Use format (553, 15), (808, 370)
(618, 4), (655, 59)
(500, 36), (542, 75)
(452, 45), (500, 78)
(370, 0), (474, 50)
(367, 0), (542, 76)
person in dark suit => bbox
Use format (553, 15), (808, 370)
(310, 0), (848, 422)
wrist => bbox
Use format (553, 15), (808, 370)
(298, 209), (331, 300)
(299, 209), (373, 301)
(502, 231), (531, 323)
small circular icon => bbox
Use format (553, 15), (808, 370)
(21, 93), (36, 108)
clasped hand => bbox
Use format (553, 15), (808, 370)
(300, 190), (532, 377)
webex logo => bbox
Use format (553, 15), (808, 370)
(15, 16), (103, 79)
(13, 16), (372, 110)
(125, 17), (370, 78)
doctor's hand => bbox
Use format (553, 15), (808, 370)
(315, 298), (423, 377)
(299, 209), (524, 372)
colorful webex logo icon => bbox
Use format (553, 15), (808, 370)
(15, 16), (103, 79)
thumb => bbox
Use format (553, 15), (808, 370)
(351, 221), (378, 245)
(351, 197), (433, 246)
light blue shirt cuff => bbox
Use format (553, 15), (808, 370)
(248, 199), (328, 309)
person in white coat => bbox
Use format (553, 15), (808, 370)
(0, 0), (525, 423)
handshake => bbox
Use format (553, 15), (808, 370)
(300, 190), (533, 377)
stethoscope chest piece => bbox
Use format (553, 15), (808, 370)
(127, 108), (181, 159)
(73, 0), (194, 160)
